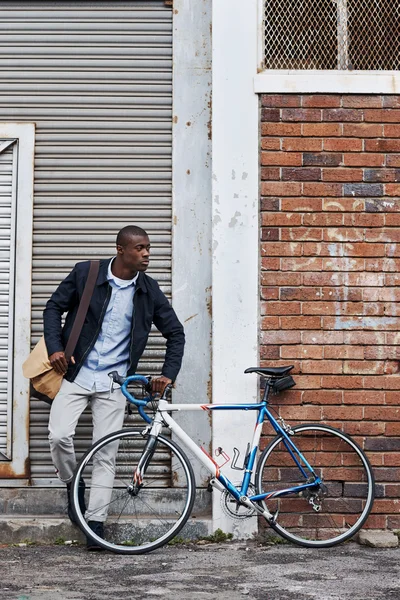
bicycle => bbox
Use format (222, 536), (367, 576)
(70, 365), (375, 554)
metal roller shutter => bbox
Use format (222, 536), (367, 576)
(0, 1), (172, 483)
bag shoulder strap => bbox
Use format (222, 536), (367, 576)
(64, 260), (100, 361)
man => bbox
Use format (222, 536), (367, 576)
(43, 225), (185, 550)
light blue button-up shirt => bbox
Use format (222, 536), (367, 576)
(75, 259), (138, 392)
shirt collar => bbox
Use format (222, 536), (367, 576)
(107, 257), (139, 288)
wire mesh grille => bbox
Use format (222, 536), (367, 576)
(264, 0), (400, 70)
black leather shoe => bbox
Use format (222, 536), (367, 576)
(86, 520), (105, 551)
(66, 478), (86, 525)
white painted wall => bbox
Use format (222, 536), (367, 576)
(211, 0), (259, 536)
(172, 0), (212, 485)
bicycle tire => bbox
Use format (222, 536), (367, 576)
(255, 423), (375, 548)
(71, 428), (196, 554)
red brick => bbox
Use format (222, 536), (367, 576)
(323, 406), (363, 420)
(343, 331), (385, 345)
(261, 152), (302, 166)
(261, 316), (280, 329)
(386, 215), (400, 226)
(261, 122), (301, 136)
(343, 153), (385, 167)
(281, 108), (321, 122)
(323, 199), (365, 211)
(261, 182), (302, 196)
(282, 167), (321, 181)
(323, 138), (363, 152)
(260, 198), (280, 211)
(385, 184), (400, 196)
(264, 301), (301, 315)
(302, 123), (341, 136)
(261, 257), (280, 270)
(322, 168), (363, 182)
(386, 154), (400, 167)
(261, 108), (280, 121)
(364, 376), (400, 390)
(281, 257), (323, 271)
(344, 422), (385, 436)
(302, 182), (343, 197)
(282, 138), (323, 152)
(365, 407), (400, 421)
(322, 257), (365, 271)
(261, 138), (281, 151)
(301, 360), (342, 374)
(386, 422), (400, 435)
(261, 212), (302, 226)
(261, 94), (301, 108)
(364, 168), (399, 183)
(281, 229), (322, 242)
(302, 331), (344, 344)
(344, 390), (385, 404)
(344, 361), (384, 375)
(365, 109), (400, 122)
(261, 227), (279, 241)
(322, 376), (363, 389)
(343, 123), (383, 137)
(291, 375), (321, 389)
(323, 108), (363, 122)
(344, 242), (385, 257)
(303, 242), (341, 256)
(280, 287), (322, 301)
(261, 167), (281, 180)
(280, 316), (322, 329)
(281, 198), (322, 211)
(261, 287), (279, 300)
(342, 96), (383, 108)
(303, 95), (341, 108)
(261, 330), (301, 344)
(280, 405), (322, 420)
(343, 213), (385, 227)
(261, 242), (303, 258)
(302, 390), (342, 404)
(261, 272), (301, 286)
(303, 214), (344, 228)
(384, 124), (400, 138)
(260, 344), (280, 359)
(365, 139), (400, 152)
(280, 345), (323, 359)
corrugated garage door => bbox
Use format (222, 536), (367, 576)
(0, 1), (172, 483)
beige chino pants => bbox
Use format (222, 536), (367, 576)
(48, 379), (126, 522)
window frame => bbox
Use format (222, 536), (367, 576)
(0, 123), (34, 479)
(256, 0), (400, 93)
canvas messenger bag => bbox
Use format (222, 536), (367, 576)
(23, 260), (100, 403)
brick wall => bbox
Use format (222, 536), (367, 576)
(260, 94), (400, 530)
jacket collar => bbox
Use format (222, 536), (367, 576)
(97, 258), (148, 293)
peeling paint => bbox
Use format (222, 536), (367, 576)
(173, 116), (178, 124)
(232, 170), (236, 180)
(242, 172), (248, 180)
(229, 211), (241, 228)
(184, 313), (199, 323)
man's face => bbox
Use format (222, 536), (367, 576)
(117, 234), (151, 272)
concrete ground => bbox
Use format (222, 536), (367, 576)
(1, 540), (399, 600)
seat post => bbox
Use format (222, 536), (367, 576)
(261, 379), (271, 404)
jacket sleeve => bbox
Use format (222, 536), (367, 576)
(152, 283), (185, 381)
(43, 264), (80, 356)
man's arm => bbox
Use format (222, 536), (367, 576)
(152, 283), (185, 387)
(43, 264), (80, 373)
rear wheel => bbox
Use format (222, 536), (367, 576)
(255, 424), (375, 547)
(71, 429), (196, 554)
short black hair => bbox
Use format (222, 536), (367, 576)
(116, 225), (149, 247)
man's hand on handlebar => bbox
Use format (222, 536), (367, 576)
(151, 376), (172, 395)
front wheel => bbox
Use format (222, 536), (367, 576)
(255, 424), (375, 548)
(71, 429), (196, 554)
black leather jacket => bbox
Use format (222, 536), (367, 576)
(43, 258), (185, 382)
